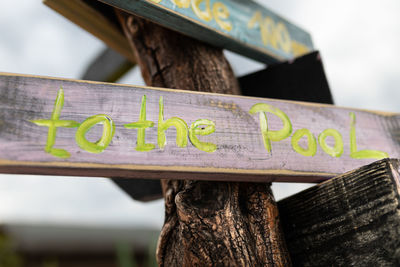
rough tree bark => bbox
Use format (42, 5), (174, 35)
(116, 11), (291, 266)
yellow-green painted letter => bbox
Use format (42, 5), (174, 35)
(189, 119), (217, 153)
(76, 114), (115, 153)
(124, 95), (155, 152)
(158, 96), (188, 149)
(318, 129), (343, 157)
(291, 128), (317, 157)
(349, 112), (388, 159)
(249, 103), (292, 153)
(30, 87), (79, 158)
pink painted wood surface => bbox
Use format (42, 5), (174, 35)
(0, 73), (399, 182)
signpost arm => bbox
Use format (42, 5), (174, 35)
(278, 158), (400, 265)
(115, 10), (291, 266)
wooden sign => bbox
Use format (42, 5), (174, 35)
(97, 0), (314, 63)
(1, 73), (399, 182)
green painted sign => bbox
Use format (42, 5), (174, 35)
(98, 0), (314, 63)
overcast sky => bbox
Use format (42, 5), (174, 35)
(0, 0), (399, 228)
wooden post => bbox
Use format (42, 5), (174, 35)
(116, 11), (291, 266)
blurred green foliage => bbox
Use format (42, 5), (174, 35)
(116, 236), (158, 267)
(0, 233), (23, 267)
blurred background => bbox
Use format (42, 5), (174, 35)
(0, 0), (399, 266)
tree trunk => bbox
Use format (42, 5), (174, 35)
(116, 11), (291, 266)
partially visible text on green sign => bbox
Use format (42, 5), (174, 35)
(98, 0), (314, 63)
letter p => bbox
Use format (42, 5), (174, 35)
(249, 103), (292, 153)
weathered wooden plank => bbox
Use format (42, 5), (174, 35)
(0, 73), (399, 182)
(81, 47), (135, 83)
(97, 0), (313, 64)
(278, 158), (400, 266)
(43, 0), (136, 62)
(239, 51), (333, 104)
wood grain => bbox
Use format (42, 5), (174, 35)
(98, 0), (313, 64)
(0, 73), (399, 182)
(278, 158), (400, 266)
